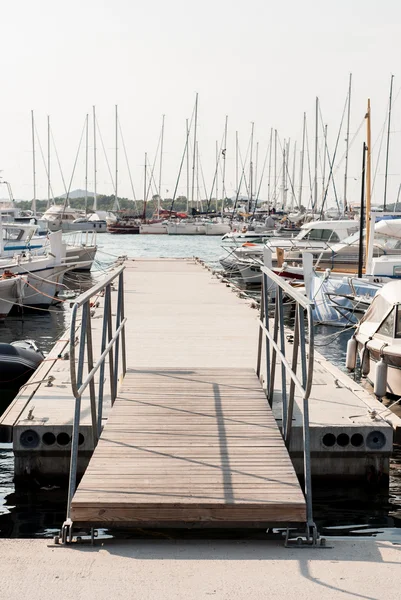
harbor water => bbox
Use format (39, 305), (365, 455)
(0, 234), (400, 539)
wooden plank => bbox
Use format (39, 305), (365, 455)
(71, 368), (306, 527)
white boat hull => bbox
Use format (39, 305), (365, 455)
(0, 277), (27, 319)
(65, 246), (97, 271)
(140, 223), (168, 234)
(205, 223), (231, 236)
(46, 221), (107, 233)
(167, 223), (206, 235)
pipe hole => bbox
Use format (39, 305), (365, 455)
(366, 431), (386, 450)
(336, 433), (350, 447)
(78, 433), (85, 446)
(42, 432), (56, 446)
(56, 432), (71, 446)
(351, 433), (364, 447)
(322, 433), (336, 447)
(20, 429), (40, 449)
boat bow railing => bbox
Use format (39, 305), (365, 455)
(256, 260), (318, 544)
(62, 265), (126, 543)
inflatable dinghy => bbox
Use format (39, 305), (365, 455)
(0, 339), (44, 388)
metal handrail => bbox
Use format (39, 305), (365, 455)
(62, 266), (127, 543)
(256, 261), (317, 543)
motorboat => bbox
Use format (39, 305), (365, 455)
(220, 220), (359, 282)
(2, 223), (97, 272)
(38, 206), (107, 233)
(0, 274), (28, 319)
(348, 281), (401, 398)
(0, 229), (89, 307)
(107, 215), (140, 234)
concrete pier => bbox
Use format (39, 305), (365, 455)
(1, 537), (400, 600)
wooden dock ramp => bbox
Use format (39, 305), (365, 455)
(71, 368), (306, 528)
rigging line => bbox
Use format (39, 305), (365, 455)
(144, 126), (163, 202)
(50, 128), (68, 196)
(95, 116), (116, 193)
(318, 96), (348, 214)
(117, 118), (137, 205)
(169, 105), (196, 213)
(252, 140), (271, 218)
(329, 116), (366, 180)
(197, 148), (209, 203)
(33, 124), (56, 202)
(276, 135), (296, 211)
(63, 117), (87, 211)
(304, 120), (313, 211)
(371, 110), (389, 198)
(207, 123), (227, 211)
(146, 153), (160, 201)
(229, 134), (252, 221)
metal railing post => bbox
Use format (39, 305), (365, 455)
(278, 287), (288, 437)
(256, 279), (265, 379)
(257, 264), (318, 542)
(113, 273), (123, 400)
(106, 285), (115, 404)
(268, 293), (279, 405)
(263, 272), (271, 401)
(62, 266), (127, 542)
(120, 272), (127, 377)
(85, 306), (98, 446)
(285, 303), (300, 446)
(97, 284), (110, 435)
(65, 301), (88, 521)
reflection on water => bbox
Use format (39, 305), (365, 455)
(0, 235), (400, 539)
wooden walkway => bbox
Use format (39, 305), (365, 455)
(71, 368), (306, 527)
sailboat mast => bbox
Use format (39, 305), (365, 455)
(235, 131), (239, 194)
(186, 118), (190, 213)
(31, 110), (36, 216)
(85, 114), (89, 215)
(254, 141), (259, 208)
(222, 115), (228, 215)
(314, 97), (319, 213)
(143, 152), (147, 220)
(47, 115), (51, 208)
(282, 140), (286, 209)
(298, 113), (306, 209)
(383, 74), (394, 210)
(268, 128), (272, 204)
(249, 122), (254, 214)
(343, 73), (352, 212)
(274, 129), (277, 208)
(93, 106), (97, 212)
(291, 141), (297, 210)
(196, 142), (200, 210)
(158, 114), (165, 217)
(215, 140), (219, 212)
(366, 99), (372, 267)
(322, 124), (327, 204)
(115, 104), (119, 211)
(191, 93), (198, 210)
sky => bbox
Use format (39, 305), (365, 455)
(1, 0), (401, 208)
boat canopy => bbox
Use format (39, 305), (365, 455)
(359, 281), (401, 337)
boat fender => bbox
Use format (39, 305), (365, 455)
(346, 336), (357, 371)
(374, 358), (388, 400)
(361, 344), (371, 377)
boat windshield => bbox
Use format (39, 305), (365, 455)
(295, 227), (340, 242)
(397, 306), (401, 338)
